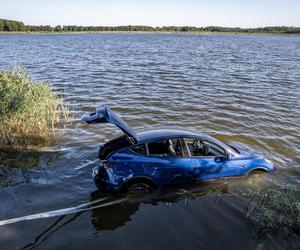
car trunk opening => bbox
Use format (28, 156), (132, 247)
(81, 106), (138, 144)
(99, 135), (131, 160)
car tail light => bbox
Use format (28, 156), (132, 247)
(102, 161), (113, 169)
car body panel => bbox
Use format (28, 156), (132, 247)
(95, 145), (274, 192)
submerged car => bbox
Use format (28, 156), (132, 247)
(82, 106), (274, 193)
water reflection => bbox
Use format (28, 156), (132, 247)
(0, 151), (60, 187)
(90, 181), (229, 232)
(15, 174), (270, 249)
(19, 182), (231, 249)
(21, 214), (83, 250)
(0, 150), (60, 168)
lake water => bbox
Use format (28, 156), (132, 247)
(0, 33), (300, 249)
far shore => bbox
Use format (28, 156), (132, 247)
(0, 31), (299, 36)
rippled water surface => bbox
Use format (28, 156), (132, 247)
(0, 34), (300, 249)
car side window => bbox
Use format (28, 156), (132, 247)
(206, 141), (226, 156)
(184, 138), (225, 157)
(147, 138), (183, 157)
(130, 144), (147, 155)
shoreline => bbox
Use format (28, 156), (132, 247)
(0, 31), (299, 35)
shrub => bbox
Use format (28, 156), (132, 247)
(0, 67), (68, 149)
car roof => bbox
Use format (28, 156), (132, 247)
(136, 128), (237, 155)
(137, 129), (216, 143)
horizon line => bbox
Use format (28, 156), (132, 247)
(1, 18), (300, 29)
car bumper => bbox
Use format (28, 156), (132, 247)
(92, 166), (121, 192)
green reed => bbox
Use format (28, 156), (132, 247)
(247, 182), (300, 247)
(0, 66), (68, 150)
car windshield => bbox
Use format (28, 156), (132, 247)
(226, 143), (240, 154)
(184, 138), (226, 157)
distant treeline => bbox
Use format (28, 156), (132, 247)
(1, 18), (300, 34)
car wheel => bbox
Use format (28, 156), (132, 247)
(127, 183), (152, 194)
(248, 167), (268, 175)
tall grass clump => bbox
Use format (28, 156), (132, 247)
(247, 183), (300, 246)
(0, 67), (68, 149)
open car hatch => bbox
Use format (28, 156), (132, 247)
(81, 106), (138, 144)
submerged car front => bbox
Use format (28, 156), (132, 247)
(226, 142), (275, 173)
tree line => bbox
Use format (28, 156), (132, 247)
(1, 18), (300, 34)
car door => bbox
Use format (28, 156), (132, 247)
(144, 138), (191, 185)
(183, 138), (230, 181)
(188, 157), (226, 180)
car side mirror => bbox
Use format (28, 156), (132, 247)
(214, 155), (228, 163)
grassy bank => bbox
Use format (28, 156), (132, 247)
(0, 67), (68, 150)
(246, 181), (300, 248)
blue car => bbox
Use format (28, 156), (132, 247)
(82, 106), (274, 193)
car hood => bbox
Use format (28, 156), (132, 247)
(227, 142), (264, 159)
(81, 106), (138, 144)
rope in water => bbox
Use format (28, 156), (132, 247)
(0, 197), (128, 226)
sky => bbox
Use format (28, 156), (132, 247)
(0, 0), (299, 28)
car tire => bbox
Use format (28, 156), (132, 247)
(127, 183), (152, 194)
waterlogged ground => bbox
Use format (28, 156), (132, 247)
(0, 34), (300, 249)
